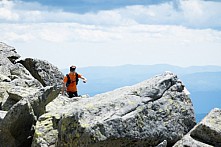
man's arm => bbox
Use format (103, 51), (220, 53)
(80, 76), (87, 83)
(62, 76), (68, 95)
(62, 82), (66, 95)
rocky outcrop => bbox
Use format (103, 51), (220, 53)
(0, 53), (16, 77)
(0, 110), (7, 122)
(2, 42), (219, 147)
(27, 86), (61, 118)
(173, 108), (221, 147)
(0, 42), (20, 63)
(19, 58), (63, 88)
(0, 99), (36, 147)
(156, 140), (167, 147)
(33, 72), (196, 147)
(0, 42), (63, 146)
(2, 85), (39, 111)
(32, 95), (81, 147)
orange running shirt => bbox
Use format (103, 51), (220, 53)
(63, 72), (82, 92)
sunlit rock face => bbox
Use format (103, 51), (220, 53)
(173, 108), (221, 147)
(0, 42), (62, 146)
(33, 72), (196, 147)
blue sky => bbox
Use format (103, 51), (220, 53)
(0, 0), (221, 69)
(19, 0), (171, 13)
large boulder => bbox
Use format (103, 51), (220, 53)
(0, 54), (15, 77)
(2, 85), (39, 111)
(0, 84), (60, 146)
(0, 85), (60, 115)
(0, 42), (62, 112)
(0, 73), (11, 82)
(0, 42), (20, 63)
(0, 42), (21, 78)
(1, 83), (61, 117)
(32, 95), (80, 147)
(173, 108), (221, 147)
(27, 86), (61, 118)
(0, 43), (44, 110)
(31, 112), (60, 147)
(0, 110), (7, 122)
(33, 72), (196, 147)
(0, 54), (37, 82)
(10, 63), (38, 80)
(0, 61), (43, 111)
(19, 58), (64, 88)
(0, 99), (36, 147)
(0, 42), (63, 147)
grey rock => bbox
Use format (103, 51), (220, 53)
(10, 63), (37, 80)
(173, 108), (221, 147)
(0, 42), (64, 147)
(0, 74), (11, 82)
(0, 50), (39, 85)
(0, 110), (7, 122)
(0, 59), (43, 111)
(0, 85), (60, 146)
(32, 95), (77, 147)
(27, 86), (61, 118)
(135, 72), (178, 99)
(173, 133), (213, 147)
(1, 97), (17, 111)
(31, 113), (60, 147)
(1, 86), (39, 111)
(10, 78), (43, 89)
(0, 80), (42, 111)
(0, 42), (20, 63)
(41, 72), (195, 147)
(0, 99), (36, 147)
(190, 108), (221, 146)
(0, 54), (14, 77)
(19, 58), (64, 88)
(0, 83), (10, 110)
(1, 83), (59, 116)
(46, 95), (82, 114)
(156, 140), (167, 147)
(7, 86), (39, 101)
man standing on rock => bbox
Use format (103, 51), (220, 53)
(62, 65), (87, 98)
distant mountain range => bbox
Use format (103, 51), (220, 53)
(61, 64), (221, 122)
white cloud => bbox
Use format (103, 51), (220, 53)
(1, 0), (221, 44)
(1, 0), (221, 68)
(1, 22), (221, 43)
(0, 1), (19, 21)
(178, 0), (221, 28)
(0, 0), (221, 28)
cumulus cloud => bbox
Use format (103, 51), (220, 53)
(4, 23), (220, 68)
(1, 22), (221, 44)
(0, 1), (19, 21)
(177, 0), (221, 28)
(0, 0), (221, 68)
(0, 0), (221, 29)
(0, 0), (221, 43)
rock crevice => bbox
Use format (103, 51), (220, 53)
(173, 108), (221, 147)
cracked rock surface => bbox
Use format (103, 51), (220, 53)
(0, 42), (63, 147)
(33, 72), (196, 147)
(173, 108), (221, 147)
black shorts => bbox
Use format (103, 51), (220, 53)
(67, 91), (78, 98)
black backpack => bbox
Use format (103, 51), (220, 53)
(66, 73), (79, 87)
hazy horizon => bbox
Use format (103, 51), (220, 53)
(64, 63), (221, 69)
